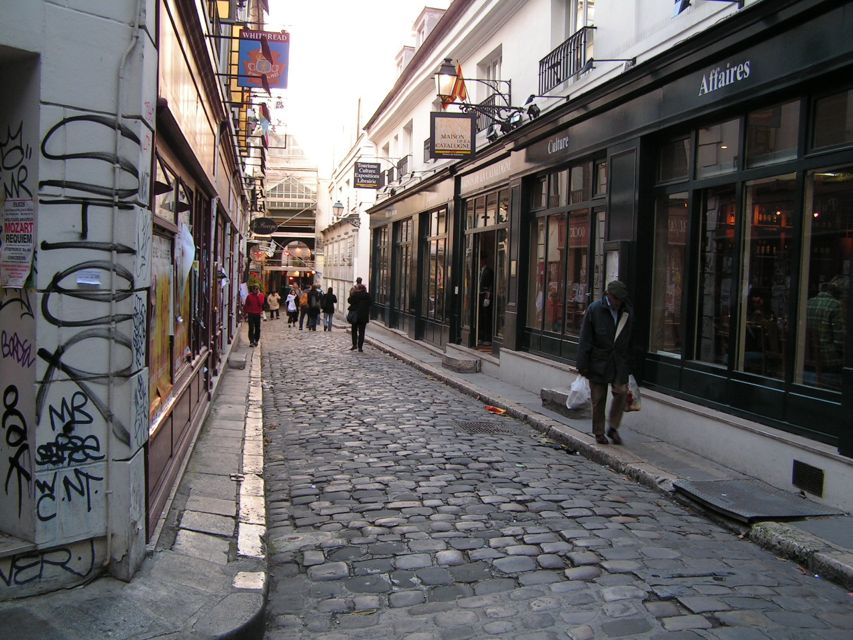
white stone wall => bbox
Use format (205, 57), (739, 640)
(0, 0), (156, 592)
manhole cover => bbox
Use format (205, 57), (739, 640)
(455, 420), (517, 435)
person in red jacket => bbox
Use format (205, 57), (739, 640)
(244, 284), (265, 347)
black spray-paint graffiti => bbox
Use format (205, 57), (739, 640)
(0, 288), (34, 320)
(2, 385), (31, 518)
(35, 467), (103, 523)
(35, 392), (102, 468)
(0, 120), (33, 198)
(34, 113), (148, 449)
(0, 539), (95, 587)
(1, 330), (36, 368)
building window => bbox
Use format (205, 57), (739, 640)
(695, 186), (737, 366)
(796, 166), (851, 390)
(650, 193), (688, 357)
(393, 218), (413, 314)
(423, 209), (449, 322)
(374, 226), (391, 306)
(746, 100), (800, 168)
(658, 136), (691, 183)
(696, 118), (741, 179)
(812, 88), (853, 150)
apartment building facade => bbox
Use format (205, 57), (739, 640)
(361, 0), (853, 511)
(0, 0), (266, 596)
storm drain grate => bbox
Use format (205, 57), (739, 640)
(455, 420), (518, 435)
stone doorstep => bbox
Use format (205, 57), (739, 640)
(540, 387), (591, 419)
(442, 354), (481, 373)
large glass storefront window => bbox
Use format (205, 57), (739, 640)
(527, 218), (545, 329)
(373, 226), (390, 306)
(423, 209), (448, 322)
(650, 193), (688, 357)
(695, 186), (737, 366)
(393, 218), (413, 319)
(746, 100), (800, 168)
(796, 167), (852, 390)
(697, 118), (740, 178)
(812, 89), (853, 150)
(738, 174), (796, 379)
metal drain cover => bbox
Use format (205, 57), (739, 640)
(455, 420), (517, 435)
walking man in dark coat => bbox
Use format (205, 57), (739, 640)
(347, 277), (372, 352)
(576, 280), (633, 445)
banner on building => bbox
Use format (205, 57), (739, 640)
(354, 162), (381, 189)
(238, 30), (290, 90)
(429, 112), (476, 160)
(0, 198), (35, 289)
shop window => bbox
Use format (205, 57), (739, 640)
(738, 174), (796, 379)
(465, 197), (476, 230)
(695, 187), (737, 366)
(393, 218), (413, 315)
(497, 190), (510, 224)
(532, 175), (548, 210)
(564, 209), (590, 334)
(569, 162), (590, 204)
(594, 159), (608, 195)
(374, 226), (391, 306)
(697, 119), (740, 178)
(474, 196), (485, 228)
(746, 100), (799, 168)
(423, 208), (449, 322)
(812, 88), (853, 150)
(496, 228), (508, 339)
(545, 213), (567, 333)
(527, 218), (546, 329)
(484, 192), (498, 227)
(658, 136), (690, 183)
(650, 193), (688, 357)
(549, 169), (568, 208)
(795, 167), (852, 391)
(149, 233), (174, 417)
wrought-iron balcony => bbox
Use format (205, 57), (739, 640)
(538, 26), (594, 95)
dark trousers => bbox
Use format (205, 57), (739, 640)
(351, 321), (367, 349)
(589, 381), (627, 437)
(247, 314), (261, 344)
(299, 307), (308, 328)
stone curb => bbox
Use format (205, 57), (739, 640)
(364, 332), (853, 591)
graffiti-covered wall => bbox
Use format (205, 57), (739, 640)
(0, 0), (157, 596)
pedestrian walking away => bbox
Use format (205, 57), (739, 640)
(307, 284), (323, 331)
(347, 276), (372, 352)
(285, 287), (298, 327)
(243, 283), (265, 347)
(321, 286), (337, 332)
(266, 289), (281, 319)
(298, 287), (310, 329)
(576, 279), (633, 445)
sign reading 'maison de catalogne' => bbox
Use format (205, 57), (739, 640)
(354, 162), (381, 189)
(430, 112), (476, 160)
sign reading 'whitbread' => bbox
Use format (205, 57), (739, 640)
(430, 112), (476, 160)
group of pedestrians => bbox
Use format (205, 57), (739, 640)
(242, 278), (373, 351)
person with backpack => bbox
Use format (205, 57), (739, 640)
(321, 286), (337, 332)
(307, 284), (323, 331)
(298, 286), (310, 330)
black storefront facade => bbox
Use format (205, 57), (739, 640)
(369, 0), (852, 476)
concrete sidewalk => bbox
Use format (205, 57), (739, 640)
(0, 327), (267, 640)
(360, 321), (853, 593)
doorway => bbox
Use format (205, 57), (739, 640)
(475, 231), (496, 349)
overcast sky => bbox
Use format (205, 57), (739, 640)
(266, 0), (450, 173)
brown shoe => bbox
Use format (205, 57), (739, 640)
(595, 434), (609, 445)
(607, 429), (623, 445)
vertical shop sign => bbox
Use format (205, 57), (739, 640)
(0, 198), (35, 288)
(238, 30), (290, 90)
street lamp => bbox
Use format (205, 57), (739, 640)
(332, 201), (344, 218)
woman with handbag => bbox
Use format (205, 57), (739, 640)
(347, 277), (372, 352)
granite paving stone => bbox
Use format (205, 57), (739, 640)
(260, 324), (852, 639)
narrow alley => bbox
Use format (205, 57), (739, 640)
(260, 320), (851, 640)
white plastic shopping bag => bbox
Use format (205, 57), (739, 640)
(566, 376), (591, 410)
(626, 374), (642, 412)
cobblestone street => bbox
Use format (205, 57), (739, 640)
(261, 321), (851, 639)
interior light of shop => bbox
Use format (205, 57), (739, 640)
(720, 145), (728, 149)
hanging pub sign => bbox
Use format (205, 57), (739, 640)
(354, 162), (381, 189)
(429, 112), (476, 160)
(251, 217), (278, 235)
(238, 30), (290, 90)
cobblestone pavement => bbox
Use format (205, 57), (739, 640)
(260, 322), (852, 639)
